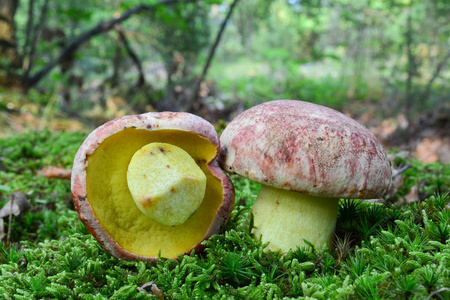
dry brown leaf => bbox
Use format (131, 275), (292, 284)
(403, 184), (419, 203)
(137, 281), (164, 299)
(413, 137), (450, 163)
(0, 192), (30, 218)
(0, 192), (30, 241)
(38, 166), (72, 179)
(151, 284), (164, 300)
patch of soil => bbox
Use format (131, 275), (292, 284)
(366, 112), (450, 163)
(1, 109), (86, 138)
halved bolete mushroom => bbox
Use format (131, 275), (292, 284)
(71, 112), (235, 261)
(219, 100), (391, 252)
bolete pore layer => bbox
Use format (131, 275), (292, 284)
(219, 100), (391, 252)
(71, 112), (235, 261)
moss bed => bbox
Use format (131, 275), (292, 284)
(0, 130), (449, 299)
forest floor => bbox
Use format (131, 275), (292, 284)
(2, 99), (449, 164)
(1, 96), (449, 299)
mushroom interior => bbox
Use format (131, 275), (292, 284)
(85, 128), (222, 258)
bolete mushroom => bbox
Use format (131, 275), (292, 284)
(71, 112), (235, 261)
(218, 100), (391, 252)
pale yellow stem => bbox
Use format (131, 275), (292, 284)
(251, 185), (339, 253)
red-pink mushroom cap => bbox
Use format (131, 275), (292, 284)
(71, 112), (234, 261)
(219, 100), (391, 198)
(218, 100), (391, 252)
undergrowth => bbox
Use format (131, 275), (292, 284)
(0, 130), (449, 299)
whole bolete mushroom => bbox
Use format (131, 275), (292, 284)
(71, 112), (235, 261)
(219, 100), (391, 252)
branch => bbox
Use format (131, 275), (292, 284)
(189, 0), (240, 111)
(404, 3), (416, 119)
(0, 15), (10, 23)
(23, 0), (49, 81)
(421, 49), (450, 102)
(26, 0), (196, 88)
(0, 39), (15, 49)
(392, 163), (412, 179)
(115, 25), (146, 88)
(23, 0), (34, 53)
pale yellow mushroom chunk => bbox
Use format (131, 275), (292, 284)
(252, 185), (340, 252)
(127, 142), (207, 226)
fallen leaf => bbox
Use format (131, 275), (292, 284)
(151, 284), (164, 300)
(413, 137), (450, 163)
(0, 192), (31, 218)
(38, 166), (72, 179)
(0, 192), (30, 241)
(403, 184), (419, 203)
(137, 281), (164, 299)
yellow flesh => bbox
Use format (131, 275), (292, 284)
(86, 128), (223, 258)
(127, 142), (207, 226)
(252, 185), (339, 253)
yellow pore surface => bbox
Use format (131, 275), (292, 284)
(86, 128), (223, 258)
(127, 142), (207, 226)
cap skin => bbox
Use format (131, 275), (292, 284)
(219, 100), (392, 252)
(71, 112), (235, 261)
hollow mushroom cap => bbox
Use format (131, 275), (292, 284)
(219, 100), (392, 199)
(71, 112), (235, 261)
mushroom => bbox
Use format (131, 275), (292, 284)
(218, 100), (391, 252)
(71, 112), (235, 261)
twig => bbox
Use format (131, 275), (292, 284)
(427, 288), (450, 300)
(392, 163), (412, 179)
(115, 25), (146, 88)
(421, 49), (450, 102)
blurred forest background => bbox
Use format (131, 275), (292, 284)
(0, 0), (449, 161)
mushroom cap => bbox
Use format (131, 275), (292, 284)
(219, 100), (391, 199)
(71, 112), (235, 261)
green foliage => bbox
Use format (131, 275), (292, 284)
(149, 2), (211, 66)
(0, 131), (450, 299)
(210, 0), (450, 116)
(210, 56), (377, 112)
(1, 0), (448, 123)
(391, 154), (450, 201)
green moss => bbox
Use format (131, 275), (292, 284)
(0, 130), (449, 299)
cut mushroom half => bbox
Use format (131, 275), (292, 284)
(71, 112), (235, 261)
(219, 100), (392, 252)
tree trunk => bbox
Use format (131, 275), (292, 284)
(405, 0), (417, 120)
(0, 0), (22, 90)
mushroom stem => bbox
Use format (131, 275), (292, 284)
(251, 185), (339, 252)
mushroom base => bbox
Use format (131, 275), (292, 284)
(251, 185), (339, 253)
